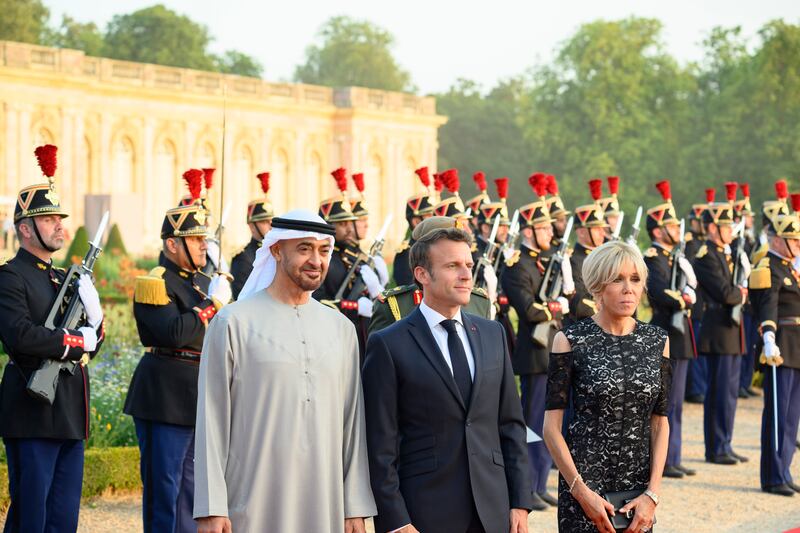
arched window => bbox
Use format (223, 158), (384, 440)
(155, 139), (178, 213)
(111, 136), (135, 194)
(78, 136), (93, 193)
(270, 148), (289, 211)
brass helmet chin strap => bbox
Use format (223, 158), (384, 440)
(180, 237), (199, 272)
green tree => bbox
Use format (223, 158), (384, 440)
(103, 4), (216, 70)
(214, 50), (263, 77)
(0, 0), (49, 45)
(62, 226), (89, 267)
(294, 16), (413, 91)
(519, 17), (697, 213)
(104, 223), (127, 256)
(47, 15), (104, 56)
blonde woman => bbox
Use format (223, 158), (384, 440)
(543, 241), (671, 533)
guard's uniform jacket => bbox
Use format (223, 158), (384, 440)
(501, 244), (564, 375)
(230, 237), (260, 300)
(685, 232), (707, 324)
(124, 254), (215, 427)
(0, 248), (105, 440)
(568, 243), (597, 322)
(749, 253), (800, 369)
(694, 242), (745, 355)
(644, 245), (696, 359)
(312, 240), (370, 355)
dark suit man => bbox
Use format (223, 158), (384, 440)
(363, 216), (532, 533)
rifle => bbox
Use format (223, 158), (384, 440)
(532, 216), (574, 347)
(27, 211), (110, 404)
(473, 215), (501, 288)
(611, 210), (625, 240)
(333, 214), (392, 303)
(669, 219), (688, 334)
(627, 206), (643, 246)
(493, 210), (520, 273)
(730, 220), (747, 326)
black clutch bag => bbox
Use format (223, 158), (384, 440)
(602, 489), (643, 532)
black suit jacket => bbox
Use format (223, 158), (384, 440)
(362, 307), (532, 533)
(694, 241), (745, 355)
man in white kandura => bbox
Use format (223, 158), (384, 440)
(193, 209), (377, 533)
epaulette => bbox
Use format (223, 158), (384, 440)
(471, 287), (489, 299)
(395, 239), (410, 254)
(750, 242), (768, 265)
(382, 284), (415, 298)
(644, 247), (658, 258)
(134, 266), (170, 305)
(505, 249), (521, 267)
(749, 257), (771, 290)
(0, 257), (8, 268)
(696, 245), (708, 259)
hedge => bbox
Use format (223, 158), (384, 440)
(0, 446), (141, 509)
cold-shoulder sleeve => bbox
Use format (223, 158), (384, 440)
(545, 351), (573, 410)
(652, 357), (672, 416)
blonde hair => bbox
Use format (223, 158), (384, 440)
(582, 240), (648, 297)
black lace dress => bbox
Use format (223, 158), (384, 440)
(546, 318), (672, 532)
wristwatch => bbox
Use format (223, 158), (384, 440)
(644, 489), (659, 506)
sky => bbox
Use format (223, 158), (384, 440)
(48, 0), (799, 94)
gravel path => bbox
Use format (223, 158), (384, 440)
(5, 390), (798, 533)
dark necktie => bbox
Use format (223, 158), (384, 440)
(441, 319), (472, 405)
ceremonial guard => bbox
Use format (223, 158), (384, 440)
(749, 195), (800, 496)
(693, 191), (751, 465)
(567, 179), (609, 323)
(685, 190), (713, 404)
(733, 183), (759, 398)
(544, 174), (570, 250)
(0, 145), (105, 532)
(351, 172), (390, 288)
(465, 171), (491, 233)
(230, 172), (273, 300)
(392, 167), (435, 286)
(501, 174), (571, 510)
(643, 180), (698, 479)
(124, 170), (232, 533)
(179, 168), (227, 277)
(598, 175), (622, 238)
(313, 168), (383, 358)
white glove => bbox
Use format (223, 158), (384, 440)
(763, 331), (781, 366)
(560, 258), (575, 295)
(372, 255), (390, 286)
(556, 296), (570, 315)
(360, 265), (383, 299)
(682, 286), (697, 305)
(76, 326), (97, 353)
(357, 296), (373, 318)
(723, 244), (732, 255)
(205, 240), (230, 273)
(502, 246), (516, 261)
(739, 252), (752, 280)
(678, 256), (697, 289)
(482, 264), (498, 303)
(208, 274), (232, 306)
(78, 274), (103, 328)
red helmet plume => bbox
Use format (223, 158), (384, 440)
(791, 193), (800, 213)
(415, 167), (430, 188)
(546, 174), (558, 195)
(472, 171), (487, 192)
(739, 182), (750, 198)
(495, 177), (509, 200)
(776, 179), (789, 200)
(256, 172), (270, 195)
(34, 144), (57, 178)
(655, 180), (671, 201)
(182, 169), (204, 201)
(705, 188), (716, 203)
(589, 179), (603, 201)
(331, 168), (348, 193)
(352, 173), (365, 194)
(725, 181), (738, 202)
(202, 168), (215, 190)
(441, 169), (460, 194)
(607, 176), (620, 195)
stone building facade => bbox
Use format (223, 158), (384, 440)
(0, 40), (446, 255)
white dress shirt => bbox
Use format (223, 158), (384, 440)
(418, 300), (475, 380)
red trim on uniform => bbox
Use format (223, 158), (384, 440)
(547, 301), (562, 314)
(340, 300), (358, 311)
(413, 290), (423, 305)
(195, 305), (217, 321)
(688, 318), (698, 358)
(498, 295), (509, 306)
(63, 334), (84, 348)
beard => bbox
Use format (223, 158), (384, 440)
(285, 263), (325, 292)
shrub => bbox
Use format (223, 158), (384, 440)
(62, 225), (90, 267)
(88, 339), (140, 448)
(104, 224), (127, 256)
